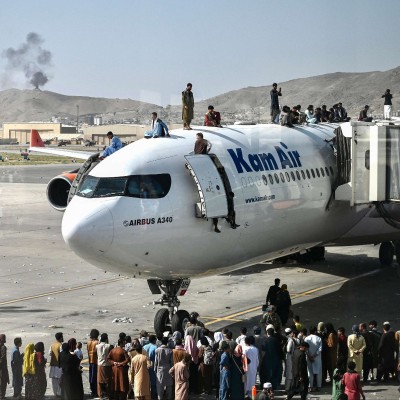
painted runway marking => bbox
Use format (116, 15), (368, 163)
(203, 269), (380, 326)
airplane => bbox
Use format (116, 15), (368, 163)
(29, 122), (400, 335)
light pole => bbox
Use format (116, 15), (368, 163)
(76, 105), (79, 135)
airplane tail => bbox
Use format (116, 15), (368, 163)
(30, 129), (45, 147)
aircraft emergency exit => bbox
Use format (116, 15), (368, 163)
(29, 122), (400, 335)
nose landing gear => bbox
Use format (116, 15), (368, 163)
(147, 279), (190, 336)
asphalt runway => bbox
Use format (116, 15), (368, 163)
(0, 164), (399, 399)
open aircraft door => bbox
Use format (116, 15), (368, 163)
(185, 155), (228, 218)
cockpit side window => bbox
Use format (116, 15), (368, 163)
(77, 173), (171, 199)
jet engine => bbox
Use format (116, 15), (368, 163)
(46, 172), (78, 211)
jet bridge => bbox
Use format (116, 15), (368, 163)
(335, 121), (400, 206)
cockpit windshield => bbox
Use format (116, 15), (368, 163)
(77, 174), (171, 199)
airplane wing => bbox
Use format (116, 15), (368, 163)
(28, 129), (96, 160)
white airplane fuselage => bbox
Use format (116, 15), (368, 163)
(61, 123), (400, 279)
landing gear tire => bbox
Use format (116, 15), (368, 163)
(171, 309), (190, 334)
(154, 308), (170, 337)
(379, 241), (394, 267)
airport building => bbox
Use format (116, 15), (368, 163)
(1, 122), (182, 145)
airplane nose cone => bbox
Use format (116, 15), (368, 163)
(62, 199), (114, 257)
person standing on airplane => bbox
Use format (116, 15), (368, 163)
(182, 83), (194, 130)
(144, 112), (170, 138)
(100, 131), (123, 159)
(270, 83), (282, 124)
(382, 89), (393, 120)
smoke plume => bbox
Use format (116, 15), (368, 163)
(2, 32), (52, 89)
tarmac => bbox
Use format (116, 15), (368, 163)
(0, 163), (399, 399)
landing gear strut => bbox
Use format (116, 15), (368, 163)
(147, 279), (190, 336)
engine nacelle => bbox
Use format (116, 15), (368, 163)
(46, 173), (77, 211)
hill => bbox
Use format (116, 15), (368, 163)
(1, 66), (399, 125)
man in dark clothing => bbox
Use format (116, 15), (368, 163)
(266, 278), (281, 306)
(270, 83), (282, 123)
(11, 337), (23, 399)
(358, 105), (373, 122)
(377, 322), (397, 382)
(0, 335), (9, 400)
(286, 342), (309, 400)
(359, 322), (374, 381)
(382, 89), (393, 119)
(260, 328), (283, 390)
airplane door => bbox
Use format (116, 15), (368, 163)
(185, 155), (228, 218)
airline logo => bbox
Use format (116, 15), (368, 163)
(227, 142), (302, 174)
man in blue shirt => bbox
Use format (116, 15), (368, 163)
(144, 112), (170, 138)
(100, 131), (123, 159)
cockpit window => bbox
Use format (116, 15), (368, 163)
(77, 174), (171, 199)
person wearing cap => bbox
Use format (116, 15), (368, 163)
(260, 305), (282, 334)
(286, 342), (309, 400)
(284, 328), (297, 393)
(257, 382), (274, 400)
(266, 278), (281, 307)
(377, 322), (397, 382)
(0, 334), (9, 400)
(347, 325), (366, 375)
(260, 328), (283, 391)
(304, 326), (323, 392)
(358, 105), (372, 122)
(204, 105), (222, 127)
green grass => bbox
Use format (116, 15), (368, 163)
(0, 152), (77, 166)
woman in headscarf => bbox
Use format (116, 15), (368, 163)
(59, 339), (84, 400)
(169, 331), (182, 349)
(24, 342), (47, 400)
(231, 344), (246, 400)
(23, 343), (35, 400)
(184, 335), (199, 393)
(325, 322), (338, 381)
(347, 325), (366, 374)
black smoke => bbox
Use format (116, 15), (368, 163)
(2, 32), (52, 89)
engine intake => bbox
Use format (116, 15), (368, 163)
(46, 173), (77, 211)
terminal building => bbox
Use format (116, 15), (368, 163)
(1, 122), (182, 145)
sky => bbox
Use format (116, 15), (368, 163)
(1, 0), (400, 106)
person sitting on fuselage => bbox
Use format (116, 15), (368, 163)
(144, 112), (170, 138)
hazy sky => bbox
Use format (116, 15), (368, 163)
(1, 0), (400, 106)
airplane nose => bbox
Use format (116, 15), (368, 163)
(62, 199), (114, 257)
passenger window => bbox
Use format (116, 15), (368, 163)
(280, 172), (285, 182)
(306, 170), (311, 179)
(316, 168), (320, 178)
(329, 166), (334, 175)
(291, 171), (295, 181)
(262, 175), (268, 186)
(301, 170), (306, 180)
(310, 169), (315, 178)
(296, 171), (301, 180)
(268, 174), (274, 184)
(274, 173), (279, 184)
(325, 167), (329, 176)
(320, 167), (325, 177)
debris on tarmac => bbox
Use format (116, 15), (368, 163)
(112, 317), (133, 324)
(97, 309), (108, 313)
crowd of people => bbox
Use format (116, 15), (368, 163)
(0, 284), (399, 400)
